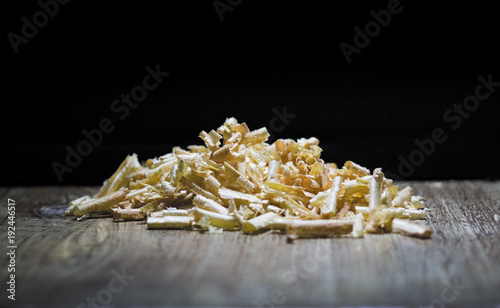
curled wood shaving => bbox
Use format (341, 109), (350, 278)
(68, 117), (431, 240)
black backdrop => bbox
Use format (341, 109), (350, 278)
(3, 0), (500, 186)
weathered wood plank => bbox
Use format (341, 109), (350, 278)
(0, 181), (499, 307)
(0, 187), (12, 222)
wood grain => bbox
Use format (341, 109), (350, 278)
(1, 181), (499, 307)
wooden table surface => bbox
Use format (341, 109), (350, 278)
(1, 181), (499, 307)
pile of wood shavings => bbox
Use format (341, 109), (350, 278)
(67, 117), (431, 240)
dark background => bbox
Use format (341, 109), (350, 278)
(2, 0), (499, 186)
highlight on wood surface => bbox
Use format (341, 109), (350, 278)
(67, 117), (432, 239)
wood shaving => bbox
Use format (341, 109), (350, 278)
(68, 118), (432, 239)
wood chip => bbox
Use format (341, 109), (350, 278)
(67, 118), (431, 240)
